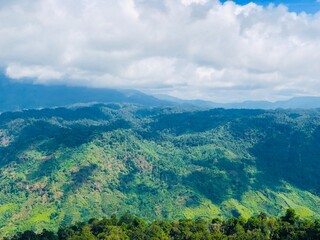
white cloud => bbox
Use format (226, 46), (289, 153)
(6, 64), (64, 81)
(1, 0), (320, 102)
(181, 0), (208, 6)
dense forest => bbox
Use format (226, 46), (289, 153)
(0, 104), (320, 237)
(7, 209), (320, 240)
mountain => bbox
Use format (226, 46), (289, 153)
(0, 76), (171, 113)
(154, 94), (320, 109)
(3, 74), (320, 113)
(273, 97), (320, 109)
(0, 104), (320, 237)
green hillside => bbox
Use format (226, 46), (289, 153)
(0, 104), (319, 237)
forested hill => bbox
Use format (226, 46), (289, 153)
(0, 104), (320, 237)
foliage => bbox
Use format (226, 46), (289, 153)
(7, 210), (320, 240)
(0, 104), (320, 237)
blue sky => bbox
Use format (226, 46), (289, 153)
(224, 0), (320, 13)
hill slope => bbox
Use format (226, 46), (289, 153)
(0, 105), (320, 236)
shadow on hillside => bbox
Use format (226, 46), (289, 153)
(184, 160), (251, 205)
(249, 124), (320, 196)
(149, 109), (264, 135)
(0, 119), (132, 167)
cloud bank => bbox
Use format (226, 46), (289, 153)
(1, 0), (320, 102)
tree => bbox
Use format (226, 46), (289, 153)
(281, 208), (298, 225)
(39, 229), (58, 240)
(69, 226), (97, 240)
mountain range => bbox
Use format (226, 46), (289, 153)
(0, 75), (168, 113)
(154, 94), (320, 110)
(2, 75), (320, 112)
(0, 104), (320, 237)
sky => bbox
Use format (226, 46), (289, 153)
(227, 0), (320, 13)
(1, 0), (320, 102)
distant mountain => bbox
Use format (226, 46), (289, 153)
(273, 97), (320, 109)
(153, 94), (223, 108)
(0, 75), (171, 112)
(154, 94), (320, 109)
(2, 74), (320, 113)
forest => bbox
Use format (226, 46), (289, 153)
(0, 104), (319, 237)
(7, 209), (320, 240)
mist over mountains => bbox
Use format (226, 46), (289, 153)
(1, 75), (320, 112)
(1, 0), (320, 238)
(156, 94), (320, 110)
(0, 76), (168, 112)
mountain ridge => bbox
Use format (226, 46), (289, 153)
(2, 75), (320, 113)
(0, 104), (319, 236)
(154, 94), (320, 110)
(0, 75), (172, 113)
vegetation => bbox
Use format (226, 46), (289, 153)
(0, 104), (320, 237)
(7, 209), (320, 240)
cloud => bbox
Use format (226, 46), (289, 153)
(6, 64), (64, 81)
(181, 0), (209, 6)
(1, 0), (320, 102)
